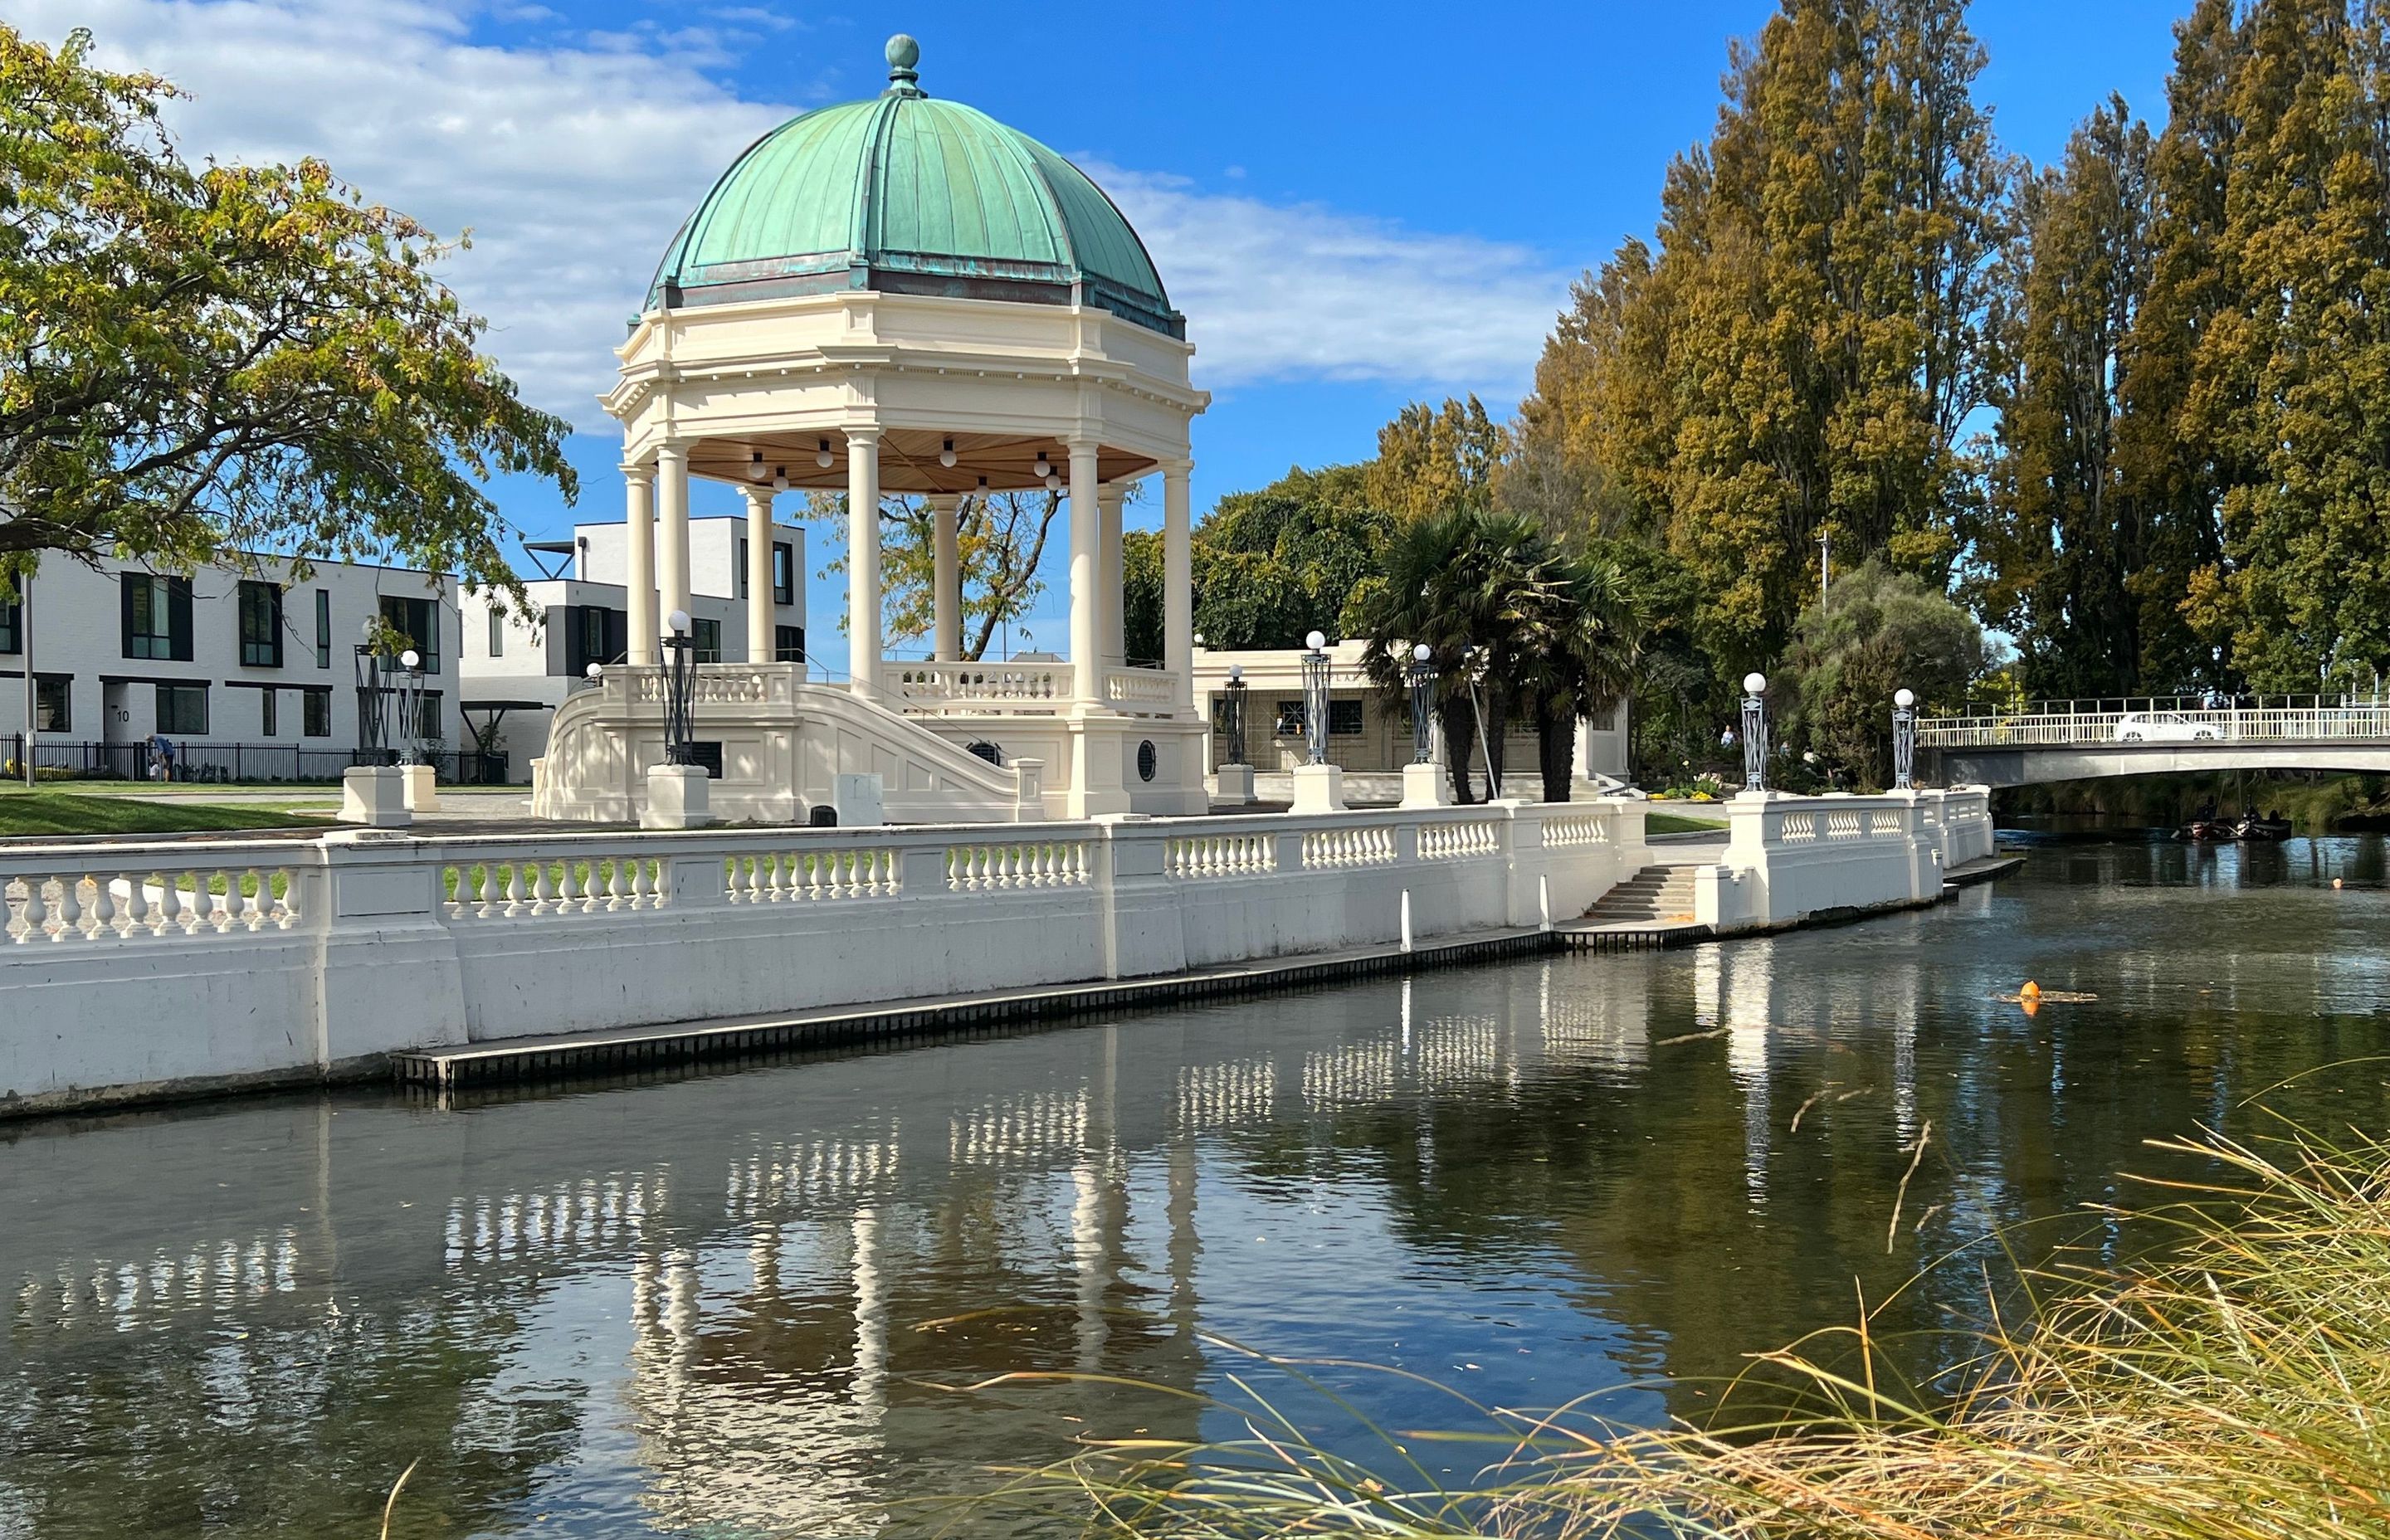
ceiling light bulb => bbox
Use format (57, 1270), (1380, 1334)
(1044, 473), (1061, 491)
(1033, 455), (1052, 478)
(939, 437), (958, 469)
(815, 439), (834, 470)
(748, 451), (764, 480)
(773, 469), (788, 491)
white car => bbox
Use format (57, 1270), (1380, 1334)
(2114, 710), (2219, 743)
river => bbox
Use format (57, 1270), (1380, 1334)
(2, 829), (2385, 1537)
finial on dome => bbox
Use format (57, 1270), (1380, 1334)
(884, 33), (924, 96)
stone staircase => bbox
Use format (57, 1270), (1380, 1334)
(1583, 863), (1700, 926)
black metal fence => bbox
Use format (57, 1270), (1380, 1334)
(3, 736), (507, 786)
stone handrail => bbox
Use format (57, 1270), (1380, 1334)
(892, 661), (1066, 712)
(0, 800), (1656, 1113)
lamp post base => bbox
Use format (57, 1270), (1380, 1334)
(641, 763), (713, 830)
(1212, 763), (1256, 807)
(1400, 761), (1451, 809)
(339, 766), (410, 829)
(399, 763), (441, 812)
(1290, 762), (1347, 815)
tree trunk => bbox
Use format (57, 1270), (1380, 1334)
(1438, 696), (1476, 804)
(1538, 694), (1576, 804)
(1482, 686), (1509, 800)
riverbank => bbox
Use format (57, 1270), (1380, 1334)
(1998, 768), (2390, 830)
(1006, 1127), (2390, 1540)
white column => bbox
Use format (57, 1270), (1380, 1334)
(929, 492), (962, 662)
(1163, 460), (1193, 714)
(742, 485), (775, 664)
(622, 461), (658, 666)
(1067, 439), (1104, 706)
(656, 441), (692, 632)
(1099, 485), (1125, 665)
(846, 428), (882, 699)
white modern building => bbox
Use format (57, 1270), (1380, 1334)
(461, 513), (805, 777)
(1, 553), (459, 781)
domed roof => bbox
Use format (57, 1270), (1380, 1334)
(646, 36), (1180, 337)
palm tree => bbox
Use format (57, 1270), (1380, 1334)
(1358, 509), (1500, 802)
(1362, 511), (1645, 805)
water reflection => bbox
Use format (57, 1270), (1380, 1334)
(2, 837), (2388, 1537)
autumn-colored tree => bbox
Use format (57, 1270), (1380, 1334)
(1515, 0), (2010, 672)
(1363, 397), (1506, 524)
(0, 26), (573, 592)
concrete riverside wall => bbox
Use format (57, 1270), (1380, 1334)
(1692, 787), (1995, 932)
(0, 800), (1651, 1114)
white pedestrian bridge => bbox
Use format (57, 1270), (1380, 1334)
(1919, 696), (2390, 786)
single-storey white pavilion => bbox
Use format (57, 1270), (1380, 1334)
(534, 35), (1210, 822)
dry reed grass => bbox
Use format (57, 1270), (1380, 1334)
(958, 1123), (2390, 1538)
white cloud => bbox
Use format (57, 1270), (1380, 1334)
(10, 0), (1566, 420)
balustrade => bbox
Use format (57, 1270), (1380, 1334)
(1417, 820), (1501, 861)
(1301, 824), (1397, 870)
(1163, 831), (1275, 879)
(444, 854), (666, 919)
(945, 840), (1090, 890)
(3, 859), (300, 943)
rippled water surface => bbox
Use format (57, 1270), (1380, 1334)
(3, 832), (2387, 1537)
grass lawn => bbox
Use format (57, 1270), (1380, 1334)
(0, 792), (336, 838)
(1645, 810), (1727, 835)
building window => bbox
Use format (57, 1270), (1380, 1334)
(773, 543), (795, 605)
(237, 580), (284, 667)
(775, 624), (805, 663)
(260, 688), (279, 736)
(34, 676), (68, 733)
(692, 617), (721, 664)
(738, 538), (749, 599)
(303, 688), (331, 738)
(1274, 699), (1305, 737)
(155, 683), (207, 735)
(412, 690), (442, 745)
(0, 597), (17, 654)
(315, 589), (331, 669)
(1329, 699), (1365, 736)
(486, 607), (505, 658)
(378, 594), (439, 671)
(123, 574), (193, 661)
(563, 605), (625, 676)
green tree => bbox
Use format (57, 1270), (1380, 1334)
(1514, 0), (2011, 671)
(1185, 463), (1393, 650)
(1778, 559), (1988, 788)
(2178, 0), (2390, 691)
(0, 26), (573, 592)
(1976, 99), (2168, 695)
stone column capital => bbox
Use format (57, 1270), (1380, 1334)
(620, 461), (656, 483)
(843, 425), (885, 447)
(1158, 457), (1194, 477)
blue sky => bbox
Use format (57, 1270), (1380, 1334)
(20, 0), (2191, 665)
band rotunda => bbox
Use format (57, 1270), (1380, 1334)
(534, 33), (1210, 824)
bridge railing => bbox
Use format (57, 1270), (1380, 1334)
(1917, 703), (2390, 748)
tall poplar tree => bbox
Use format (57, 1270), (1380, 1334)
(2178, 0), (2390, 690)
(1978, 100), (2166, 694)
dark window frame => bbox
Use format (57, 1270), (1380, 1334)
(237, 579), (285, 668)
(774, 624), (805, 663)
(260, 687), (278, 736)
(692, 617), (722, 665)
(33, 675), (69, 733)
(0, 597), (18, 654)
(302, 687), (332, 738)
(315, 589), (332, 669)
(155, 682), (208, 735)
(378, 594), (440, 672)
(772, 542), (795, 605)
(123, 574), (193, 661)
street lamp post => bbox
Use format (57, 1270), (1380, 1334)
(1407, 642), (1436, 764)
(1892, 687), (1917, 791)
(1300, 629), (1331, 768)
(1741, 671), (1770, 792)
(1222, 665), (1248, 767)
(1464, 646), (1498, 800)
(644, 608), (713, 830)
(1289, 629), (1348, 813)
(353, 619), (389, 765)
(393, 649), (429, 767)
(661, 608), (698, 767)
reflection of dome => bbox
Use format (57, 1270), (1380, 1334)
(647, 34), (1178, 336)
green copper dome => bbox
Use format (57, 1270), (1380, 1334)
(646, 37), (1180, 337)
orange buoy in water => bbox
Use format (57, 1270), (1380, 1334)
(2020, 981), (2042, 1000)
(2334, 877), (2345, 889)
